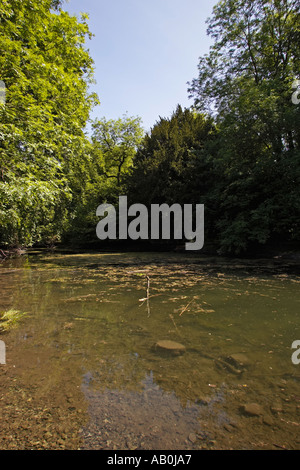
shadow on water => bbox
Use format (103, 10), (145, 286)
(0, 251), (299, 450)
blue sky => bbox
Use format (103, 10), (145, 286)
(64, 0), (217, 132)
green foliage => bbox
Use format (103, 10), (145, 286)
(92, 114), (144, 190)
(129, 106), (216, 204)
(127, 106), (221, 247)
(127, 0), (299, 254)
(189, 0), (300, 115)
(0, 174), (71, 246)
(187, 0), (300, 254)
(64, 115), (144, 244)
(0, 308), (27, 332)
(0, 0), (98, 247)
(0, 0), (298, 255)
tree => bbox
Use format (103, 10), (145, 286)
(189, 0), (299, 114)
(129, 106), (216, 204)
(188, 0), (300, 254)
(92, 114), (144, 190)
(0, 0), (99, 246)
(127, 106), (219, 248)
(63, 114), (144, 245)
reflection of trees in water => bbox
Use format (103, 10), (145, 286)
(80, 371), (203, 450)
(0, 269), (26, 310)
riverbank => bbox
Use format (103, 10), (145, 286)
(0, 247), (27, 260)
(1, 246), (300, 281)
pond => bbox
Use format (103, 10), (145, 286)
(0, 251), (299, 450)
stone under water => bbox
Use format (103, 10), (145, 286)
(154, 340), (186, 356)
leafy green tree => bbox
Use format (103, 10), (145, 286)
(129, 105), (216, 205)
(92, 115), (144, 190)
(188, 0), (300, 254)
(0, 0), (98, 246)
(64, 115), (144, 245)
(127, 105), (219, 248)
(189, 0), (299, 116)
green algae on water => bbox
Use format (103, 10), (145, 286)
(0, 309), (27, 332)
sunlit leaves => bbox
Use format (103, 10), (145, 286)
(186, 0), (300, 254)
(92, 115), (144, 188)
(0, 0), (98, 246)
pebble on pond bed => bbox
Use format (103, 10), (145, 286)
(241, 403), (264, 417)
(153, 340), (186, 356)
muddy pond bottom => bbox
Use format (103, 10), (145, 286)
(0, 251), (299, 450)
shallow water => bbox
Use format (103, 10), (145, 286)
(0, 251), (299, 450)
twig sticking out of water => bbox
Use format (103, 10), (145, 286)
(179, 298), (195, 316)
(169, 314), (181, 336)
(138, 275), (151, 317)
(146, 275), (151, 317)
(146, 275), (150, 300)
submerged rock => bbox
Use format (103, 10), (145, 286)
(241, 403), (264, 417)
(215, 353), (251, 376)
(214, 358), (242, 375)
(188, 432), (197, 444)
(270, 402), (283, 415)
(226, 354), (251, 368)
(153, 340), (186, 356)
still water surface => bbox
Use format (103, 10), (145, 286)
(0, 251), (299, 450)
